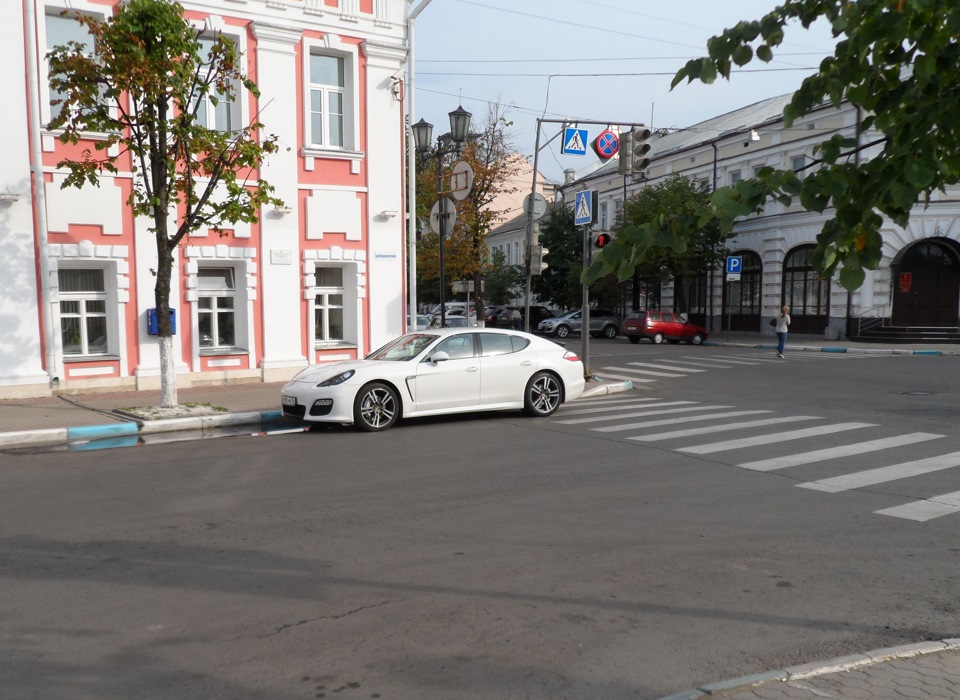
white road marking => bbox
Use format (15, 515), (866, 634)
(557, 404), (732, 425)
(600, 365), (687, 378)
(560, 399), (664, 416)
(677, 422), (874, 455)
(875, 492), (960, 521)
(679, 356), (761, 366)
(630, 416), (820, 442)
(626, 362), (707, 372)
(739, 433), (944, 471)
(592, 410), (772, 433)
(797, 451), (960, 493)
(591, 372), (657, 383)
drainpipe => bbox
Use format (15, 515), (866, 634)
(709, 140), (718, 332)
(24, 0), (59, 385)
(405, 0), (433, 326)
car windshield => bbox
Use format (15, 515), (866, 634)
(366, 333), (437, 361)
(626, 312), (644, 320)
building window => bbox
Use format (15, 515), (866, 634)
(730, 170), (742, 184)
(600, 202), (609, 230)
(677, 273), (708, 315)
(195, 35), (240, 132)
(45, 11), (99, 124)
(315, 267), (345, 342)
(59, 269), (108, 356)
(309, 53), (345, 148)
(783, 245), (829, 317)
(197, 268), (236, 349)
(791, 155), (807, 176)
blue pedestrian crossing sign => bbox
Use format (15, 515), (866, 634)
(561, 127), (588, 156)
(726, 255), (742, 274)
(574, 190), (595, 226)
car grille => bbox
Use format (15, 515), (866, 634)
(309, 399), (335, 416)
(283, 404), (306, 418)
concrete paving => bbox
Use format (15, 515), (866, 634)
(2, 332), (959, 698)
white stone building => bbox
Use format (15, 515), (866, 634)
(2, 0), (410, 398)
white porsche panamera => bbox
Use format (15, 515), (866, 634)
(281, 328), (586, 431)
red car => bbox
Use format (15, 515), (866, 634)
(622, 310), (708, 345)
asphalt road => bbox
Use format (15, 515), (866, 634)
(2, 340), (959, 699)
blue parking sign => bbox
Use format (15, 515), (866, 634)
(726, 256), (742, 274)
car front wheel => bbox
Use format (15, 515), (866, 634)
(652, 332), (665, 344)
(524, 371), (562, 417)
(353, 382), (399, 431)
(691, 333), (705, 345)
(555, 325), (571, 338)
(603, 324), (617, 339)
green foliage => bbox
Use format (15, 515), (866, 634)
(483, 249), (524, 305)
(582, 175), (729, 287)
(532, 205), (585, 310)
(46, 0), (281, 337)
(671, 0), (960, 291)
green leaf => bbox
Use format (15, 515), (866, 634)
(732, 44), (753, 66)
(756, 44), (773, 62)
(904, 159), (935, 189)
(838, 265), (865, 292)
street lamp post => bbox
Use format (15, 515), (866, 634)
(411, 105), (472, 329)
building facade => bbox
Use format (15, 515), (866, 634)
(561, 94), (960, 339)
(3, 0), (409, 399)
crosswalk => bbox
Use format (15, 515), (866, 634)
(594, 351), (887, 385)
(555, 395), (960, 522)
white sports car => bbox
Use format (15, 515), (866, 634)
(281, 328), (585, 431)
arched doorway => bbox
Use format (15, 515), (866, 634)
(892, 239), (960, 326)
(722, 251), (762, 330)
(782, 245), (830, 334)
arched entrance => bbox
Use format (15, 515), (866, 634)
(722, 250), (762, 330)
(892, 239), (960, 326)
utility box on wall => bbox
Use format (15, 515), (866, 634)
(146, 308), (177, 335)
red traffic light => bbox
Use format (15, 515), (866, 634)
(594, 233), (612, 248)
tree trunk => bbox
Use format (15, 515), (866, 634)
(159, 334), (177, 408)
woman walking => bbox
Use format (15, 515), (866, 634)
(775, 305), (791, 359)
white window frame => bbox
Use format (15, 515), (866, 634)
(196, 267), (239, 352)
(57, 266), (115, 359)
(302, 36), (360, 155)
(730, 169), (742, 184)
(193, 33), (245, 133)
(599, 202), (609, 230)
(311, 264), (358, 348)
(314, 267), (345, 343)
(41, 2), (109, 130)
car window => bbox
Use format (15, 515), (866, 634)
(662, 313), (676, 323)
(510, 336), (531, 352)
(368, 333), (437, 361)
(626, 312), (644, 320)
(432, 334), (476, 360)
(595, 309), (615, 317)
(649, 312), (660, 321)
(478, 332), (515, 357)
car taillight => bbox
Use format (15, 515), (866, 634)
(563, 351), (580, 362)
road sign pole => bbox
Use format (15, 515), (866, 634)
(581, 224), (591, 379)
(523, 119), (544, 333)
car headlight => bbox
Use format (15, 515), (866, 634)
(318, 369), (355, 387)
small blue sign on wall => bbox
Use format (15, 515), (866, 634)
(147, 308), (177, 335)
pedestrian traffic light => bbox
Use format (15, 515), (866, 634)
(631, 126), (652, 177)
(618, 128), (634, 176)
(594, 232), (612, 249)
(530, 245), (549, 275)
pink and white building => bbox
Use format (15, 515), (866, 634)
(3, 0), (410, 398)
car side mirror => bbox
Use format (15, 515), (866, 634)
(428, 351), (450, 364)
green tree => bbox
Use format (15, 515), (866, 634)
(588, 175), (728, 311)
(483, 249), (524, 305)
(671, 0), (960, 291)
(47, 0), (280, 407)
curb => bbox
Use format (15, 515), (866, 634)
(705, 340), (945, 356)
(0, 410), (295, 450)
(656, 638), (960, 700)
(580, 380), (634, 398)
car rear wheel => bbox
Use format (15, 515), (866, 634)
(524, 371), (562, 417)
(353, 382), (399, 432)
(555, 325), (571, 338)
(652, 332), (665, 344)
(691, 333), (705, 345)
(602, 324), (617, 339)
(627, 336), (641, 344)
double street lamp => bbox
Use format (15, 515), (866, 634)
(411, 104), (472, 329)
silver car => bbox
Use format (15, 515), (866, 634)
(538, 308), (620, 339)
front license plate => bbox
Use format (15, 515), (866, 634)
(281, 395), (296, 406)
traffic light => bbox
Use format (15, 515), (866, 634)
(530, 245), (549, 275)
(594, 232), (612, 249)
(618, 128), (634, 176)
(631, 126), (652, 177)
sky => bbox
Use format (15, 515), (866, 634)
(412, 0), (840, 183)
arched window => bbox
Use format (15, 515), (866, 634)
(724, 251), (761, 314)
(783, 245), (829, 319)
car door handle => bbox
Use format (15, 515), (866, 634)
(466, 366), (479, 372)
(520, 360), (532, 366)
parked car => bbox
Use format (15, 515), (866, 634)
(443, 313), (478, 327)
(494, 305), (555, 329)
(538, 308), (620, 339)
(281, 328), (586, 431)
(408, 314), (431, 331)
(484, 305), (506, 327)
(622, 310), (708, 345)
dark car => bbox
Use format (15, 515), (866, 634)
(622, 310), (708, 345)
(484, 305), (506, 327)
(495, 305), (554, 329)
(537, 308), (620, 339)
